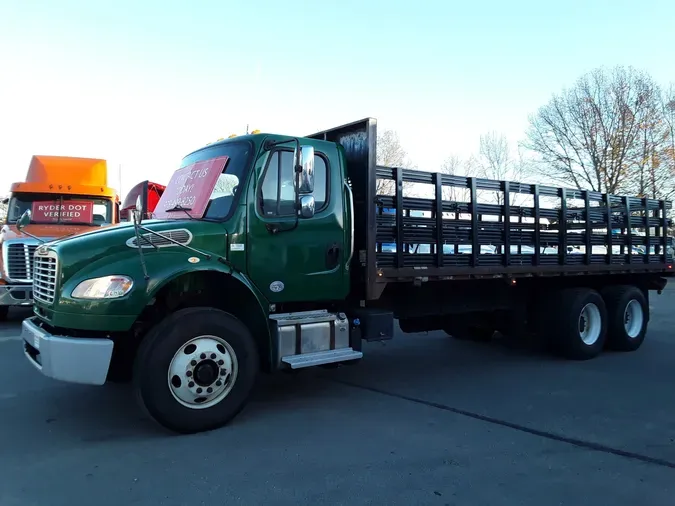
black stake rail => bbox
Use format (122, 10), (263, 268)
(374, 165), (673, 273)
(584, 190), (592, 266)
(504, 181), (511, 267)
(644, 197), (651, 265)
(469, 177), (479, 267)
(434, 172), (444, 268)
(395, 167), (404, 269)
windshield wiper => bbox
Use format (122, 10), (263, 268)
(165, 205), (192, 212)
(165, 205), (195, 220)
(163, 204), (221, 223)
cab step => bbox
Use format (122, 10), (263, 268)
(281, 348), (363, 369)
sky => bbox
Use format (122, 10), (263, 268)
(0, 0), (673, 200)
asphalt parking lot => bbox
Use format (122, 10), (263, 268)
(1, 291), (674, 506)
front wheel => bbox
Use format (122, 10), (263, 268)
(133, 307), (259, 434)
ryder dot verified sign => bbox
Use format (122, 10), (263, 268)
(154, 156), (229, 220)
(31, 200), (95, 223)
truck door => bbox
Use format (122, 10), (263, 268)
(247, 145), (348, 303)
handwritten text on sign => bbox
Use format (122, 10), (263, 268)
(31, 200), (95, 223)
(154, 156), (229, 219)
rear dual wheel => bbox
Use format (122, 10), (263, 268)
(601, 285), (648, 352)
(543, 288), (607, 360)
(133, 307), (259, 434)
(540, 285), (648, 360)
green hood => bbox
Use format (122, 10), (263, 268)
(49, 219), (230, 297)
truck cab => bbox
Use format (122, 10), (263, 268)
(0, 155), (119, 320)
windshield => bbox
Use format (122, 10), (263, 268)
(6, 193), (113, 226)
(154, 141), (253, 221)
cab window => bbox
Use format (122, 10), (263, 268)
(259, 150), (327, 217)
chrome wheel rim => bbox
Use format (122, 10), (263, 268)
(623, 299), (643, 338)
(578, 303), (602, 346)
(167, 335), (238, 409)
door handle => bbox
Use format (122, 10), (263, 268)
(326, 243), (341, 269)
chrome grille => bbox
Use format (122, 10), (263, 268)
(126, 229), (193, 248)
(33, 251), (58, 305)
(4, 242), (38, 282)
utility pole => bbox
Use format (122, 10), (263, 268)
(246, 124), (249, 135)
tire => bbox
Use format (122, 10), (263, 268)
(133, 307), (259, 434)
(0, 306), (8, 322)
(545, 288), (607, 360)
(600, 285), (648, 352)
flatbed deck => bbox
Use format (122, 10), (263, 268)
(374, 165), (673, 282)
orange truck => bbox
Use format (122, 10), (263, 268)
(0, 155), (120, 320)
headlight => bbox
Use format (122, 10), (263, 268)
(71, 276), (134, 299)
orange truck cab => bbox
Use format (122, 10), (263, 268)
(0, 155), (120, 320)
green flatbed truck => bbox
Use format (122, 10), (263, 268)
(19, 118), (673, 433)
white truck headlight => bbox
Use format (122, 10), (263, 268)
(71, 276), (134, 299)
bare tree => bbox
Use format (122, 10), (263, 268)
(628, 86), (675, 202)
(376, 129), (415, 196)
(473, 132), (518, 181)
(439, 154), (474, 202)
(465, 132), (525, 205)
(377, 129), (411, 167)
(524, 66), (662, 194)
(440, 154), (464, 175)
(662, 84), (675, 178)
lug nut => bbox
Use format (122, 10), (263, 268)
(188, 381), (194, 388)
(220, 368), (227, 376)
(207, 387), (213, 393)
(186, 371), (192, 377)
(210, 353), (216, 359)
(216, 380), (222, 387)
(218, 359), (224, 365)
(190, 360), (197, 366)
(196, 388), (202, 394)
(200, 353), (206, 359)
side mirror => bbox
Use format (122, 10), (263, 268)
(17, 209), (31, 231)
(133, 194), (144, 224)
(294, 145), (315, 194)
(299, 195), (315, 219)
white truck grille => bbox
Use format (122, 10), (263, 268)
(4, 242), (38, 282)
(33, 251), (58, 305)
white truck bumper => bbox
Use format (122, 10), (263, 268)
(0, 284), (33, 306)
(21, 318), (114, 386)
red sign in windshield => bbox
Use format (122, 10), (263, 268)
(31, 200), (94, 223)
(153, 156), (229, 219)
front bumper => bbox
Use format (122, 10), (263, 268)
(21, 317), (114, 386)
(0, 284), (33, 307)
